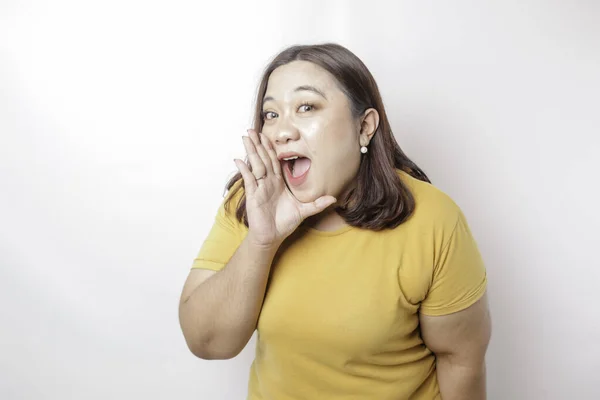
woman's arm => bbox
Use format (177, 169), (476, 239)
(179, 130), (335, 360)
(420, 293), (492, 400)
(178, 234), (279, 360)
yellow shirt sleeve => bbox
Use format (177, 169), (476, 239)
(191, 184), (247, 271)
(419, 209), (487, 316)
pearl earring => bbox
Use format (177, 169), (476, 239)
(360, 146), (368, 154)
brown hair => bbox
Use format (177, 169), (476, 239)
(224, 43), (430, 230)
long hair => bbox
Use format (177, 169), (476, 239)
(225, 43), (430, 230)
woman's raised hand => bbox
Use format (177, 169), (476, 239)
(234, 129), (336, 247)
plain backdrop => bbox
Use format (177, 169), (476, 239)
(1, 1), (599, 399)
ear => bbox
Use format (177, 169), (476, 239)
(359, 108), (379, 147)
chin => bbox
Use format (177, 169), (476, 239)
(286, 184), (319, 204)
(292, 190), (318, 204)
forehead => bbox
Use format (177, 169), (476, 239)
(266, 60), (339, 94)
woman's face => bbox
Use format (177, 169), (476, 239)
(261, 60), (365, 203)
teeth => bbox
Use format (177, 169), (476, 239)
(282, 156), (299, 161)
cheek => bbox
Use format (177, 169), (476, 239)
(260, 125), (276, 142)
(320, 118), (358, 161)
(307, 114), (355, 149)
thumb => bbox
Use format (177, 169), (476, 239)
(298, 196), (337, 219)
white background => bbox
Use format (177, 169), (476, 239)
(1, 1), (599, 399)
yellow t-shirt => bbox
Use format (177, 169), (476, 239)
(191, 170), (487, 400)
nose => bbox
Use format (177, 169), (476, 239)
(272, 117), (301, 145)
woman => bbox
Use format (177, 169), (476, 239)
(179, 43), (491, 400)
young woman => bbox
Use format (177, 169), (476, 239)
(179, 43), (491, 400)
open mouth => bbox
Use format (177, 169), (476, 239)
(282, 156), (311, 178)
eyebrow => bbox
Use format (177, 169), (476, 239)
(263, 85), (327, 104)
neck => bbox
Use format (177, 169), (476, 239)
(304, 206), (347, 232)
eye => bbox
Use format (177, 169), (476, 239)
(263, 111), (278, 120)
(298, 103), (314, 113)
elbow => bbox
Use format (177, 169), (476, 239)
(179, 308), (249, 360)
(184, 334), (243, 360)
(187, 344), (241, 360)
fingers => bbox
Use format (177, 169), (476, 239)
(239, 130), (279, 190)
(260, 133), (282, 176)
(298, 196), (337, 220)
(247, 129), (273, 176)
(234, 158), (257, 194)
(242, 136), (267, 180)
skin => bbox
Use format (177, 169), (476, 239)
(179, 60), (491, 398)
(421, 294), (492, 399)
(260, 60), (378, 231)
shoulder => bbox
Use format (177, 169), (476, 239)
(392, 171), (485, 307)
(223, 178), (245, 211)
(397, 170), (461, 233)
(216, 178), (248, 234)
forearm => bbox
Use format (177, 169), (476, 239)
(436, 355), (486, 400)
(180, 233), (279, 359)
